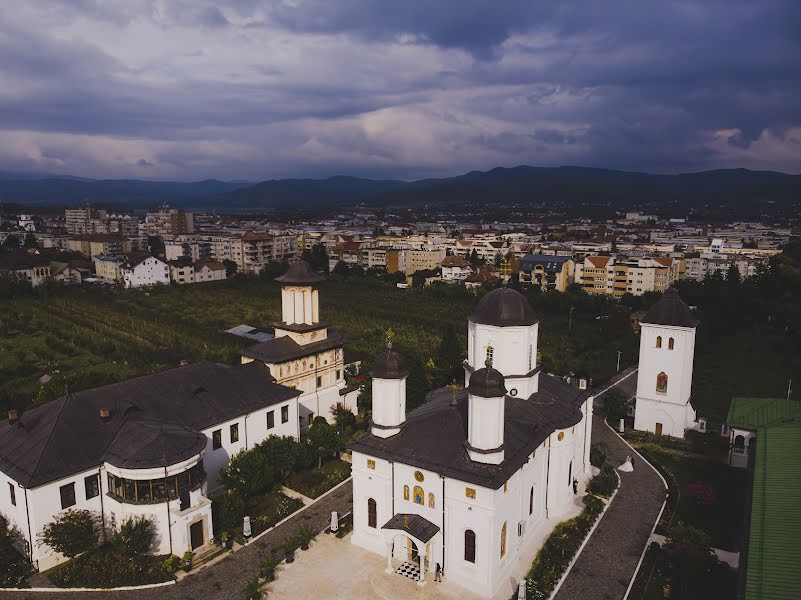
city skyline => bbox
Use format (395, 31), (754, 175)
(1, 1), (800, 181)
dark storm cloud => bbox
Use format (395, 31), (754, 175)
(0, 0), (799, 179)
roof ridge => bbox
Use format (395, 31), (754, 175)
(24, 395), (70, 487)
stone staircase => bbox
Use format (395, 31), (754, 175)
(191, 543), (228, 570)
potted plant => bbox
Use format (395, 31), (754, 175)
(282, 536), (297, 563)
(182, 551), (193, 571)
(297, 525), (314, 551)
(259, 552), (281, 581)
(220, 531), (231, 550)
(242, 576), (262, 600)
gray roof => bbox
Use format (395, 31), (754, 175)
(467, 365), (507, 398)
(641, 286), (699, 328)
(372, 347), (409, 379)
(275, 259), (324, 284)
(383, 513), (440, 543)
(0, 361), (300, 488)
(241, 333), (344, 364)
(104, 418), (207, 469)
(225, 324), (274, 343)
(349, 374), (588, 489)
(469, 288), (538, 327)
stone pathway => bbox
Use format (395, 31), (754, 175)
(553, 368), (667, 600)
(0, 480), (353, 600)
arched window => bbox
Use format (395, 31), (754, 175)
(734, 435), (745, 449)
(656, 336), (662, 348)
(529, 486), (534, 515)
(403, 485), (410, 501)
(668, 337), (675, 350)
(464, 530), (476, 563)
(368, 498), (377, 528)
(656, 372), (668, 394)
(413, 485), (424, 505)
(500, 522), (507, 558)
(428, 493), (435, 508)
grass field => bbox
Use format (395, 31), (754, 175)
(0, 277), (639, 413)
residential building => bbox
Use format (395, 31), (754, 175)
(386, 248), (446, 275)
(349, 288), (593, 596)
(441, 255), (472, 283)
(145, 206), (194, 236)
(575, 256), (681, 297)
(120, 255), (170, 288)
(0, 250), (52, 286)
(518, 254), (574, 291)
(68, 234), (132, 258)
(92, 255), (124, 283)
(0, 362), (301, 572)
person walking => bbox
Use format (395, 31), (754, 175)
(435, 563), (442, 582)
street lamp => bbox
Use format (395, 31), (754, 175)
(568, 306), (574, 332)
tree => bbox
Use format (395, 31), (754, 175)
(112, 516), (155, 559)
(330, 402), (356, 433)
(1, 234), (20, 251)
(726, 263), (741, 286)
(306, 417), (340, 469)
(39, 510), (99, 565)
(219, 448), (275, 497)
(0, 513), (31, 588)
(436, 323), (462, 386)
(332, 260), (350, 278)
(222, 259), (238, 276)
(256, 436), (311, 480)
(23, 233), (38, 248)
(302, 243), (329, 272)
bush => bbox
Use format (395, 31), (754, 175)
(219, 449), (275, 497)
(0, 513), (32, 588)
(588, 462), (618, 497)
(259, 552), (282, 581)
(39, 510), (99, 563)
(46, 546), (173, 588)
(212, 492), (247, 536)
(589, 445), (607, 468)
(112, 516), (156, 558)
(242, 575), (263, 600)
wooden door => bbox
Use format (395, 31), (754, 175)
(190, 520), (204, 550)
(655, 422), (663, 436)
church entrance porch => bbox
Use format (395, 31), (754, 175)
(382, 513), (441, 587)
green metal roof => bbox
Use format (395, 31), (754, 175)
(726, 397), (801, 431)
(744, 415), (801, 600)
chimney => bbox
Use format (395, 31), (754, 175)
(99, 408), (111, 421)
(7, 410), (19, 424)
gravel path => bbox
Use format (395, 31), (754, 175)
(1, 480), (353, 600)
(554, 369), (666, 600)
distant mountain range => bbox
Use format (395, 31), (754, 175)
(1, 166), (799, 213)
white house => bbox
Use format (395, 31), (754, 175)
(0, 361), (300, 572)
(120, 255), (170, 288)
(440, 255), (472, 283)
(633, 287), (699, 438)
(240, 260), (359, 429)
(349, 288), (593, 597)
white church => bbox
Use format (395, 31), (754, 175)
(632, 286), (699, 438)
(350, 288), (594, 597)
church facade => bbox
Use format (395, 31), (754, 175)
(349, 288), (593, 597)
(633, 286), (699, 438)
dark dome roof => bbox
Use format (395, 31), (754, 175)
(469, 288), (538, 327)
(104, 418), (206, 469)
(642, 286), (699, 328)
(275, 259), (325, 285)
(372, 347), (409, 379)
(467, 366), (507, 398)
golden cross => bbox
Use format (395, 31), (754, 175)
(386, 327), (394, 348)
(448, 379), (461, 402)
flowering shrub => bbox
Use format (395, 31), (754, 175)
(686, 482), (717, 507)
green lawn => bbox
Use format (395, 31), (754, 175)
(284, 458), (351, 498)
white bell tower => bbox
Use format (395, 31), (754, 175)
(274, 259), (327, 345)
(633, 287), (699, 438)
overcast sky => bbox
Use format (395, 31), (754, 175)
(1, 1), (800, 181)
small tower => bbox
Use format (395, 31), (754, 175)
(466, 359), (507, 465)
(274, 259), (326, 345)
(634, 286), (699, 438)
(370, 330), (408, 438)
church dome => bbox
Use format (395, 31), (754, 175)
(467, 365), (507, 398)
(469, 288), (538, 327)
(642, 286), (699, 328)
(372, 347), (409, 379)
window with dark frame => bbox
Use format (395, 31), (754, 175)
(267, 410), (275, 429)
(84, 474), (99, 499)
(281, 405), (289, 423)
(212, 429), (222, 450)
(316, 376), (322, 388)
(230, 423), (239, 443)
(368, 498), (377, 528)
(8, 482), (15, 506)
(60, 483), (76, 509)
(464, 529), (476, 563)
